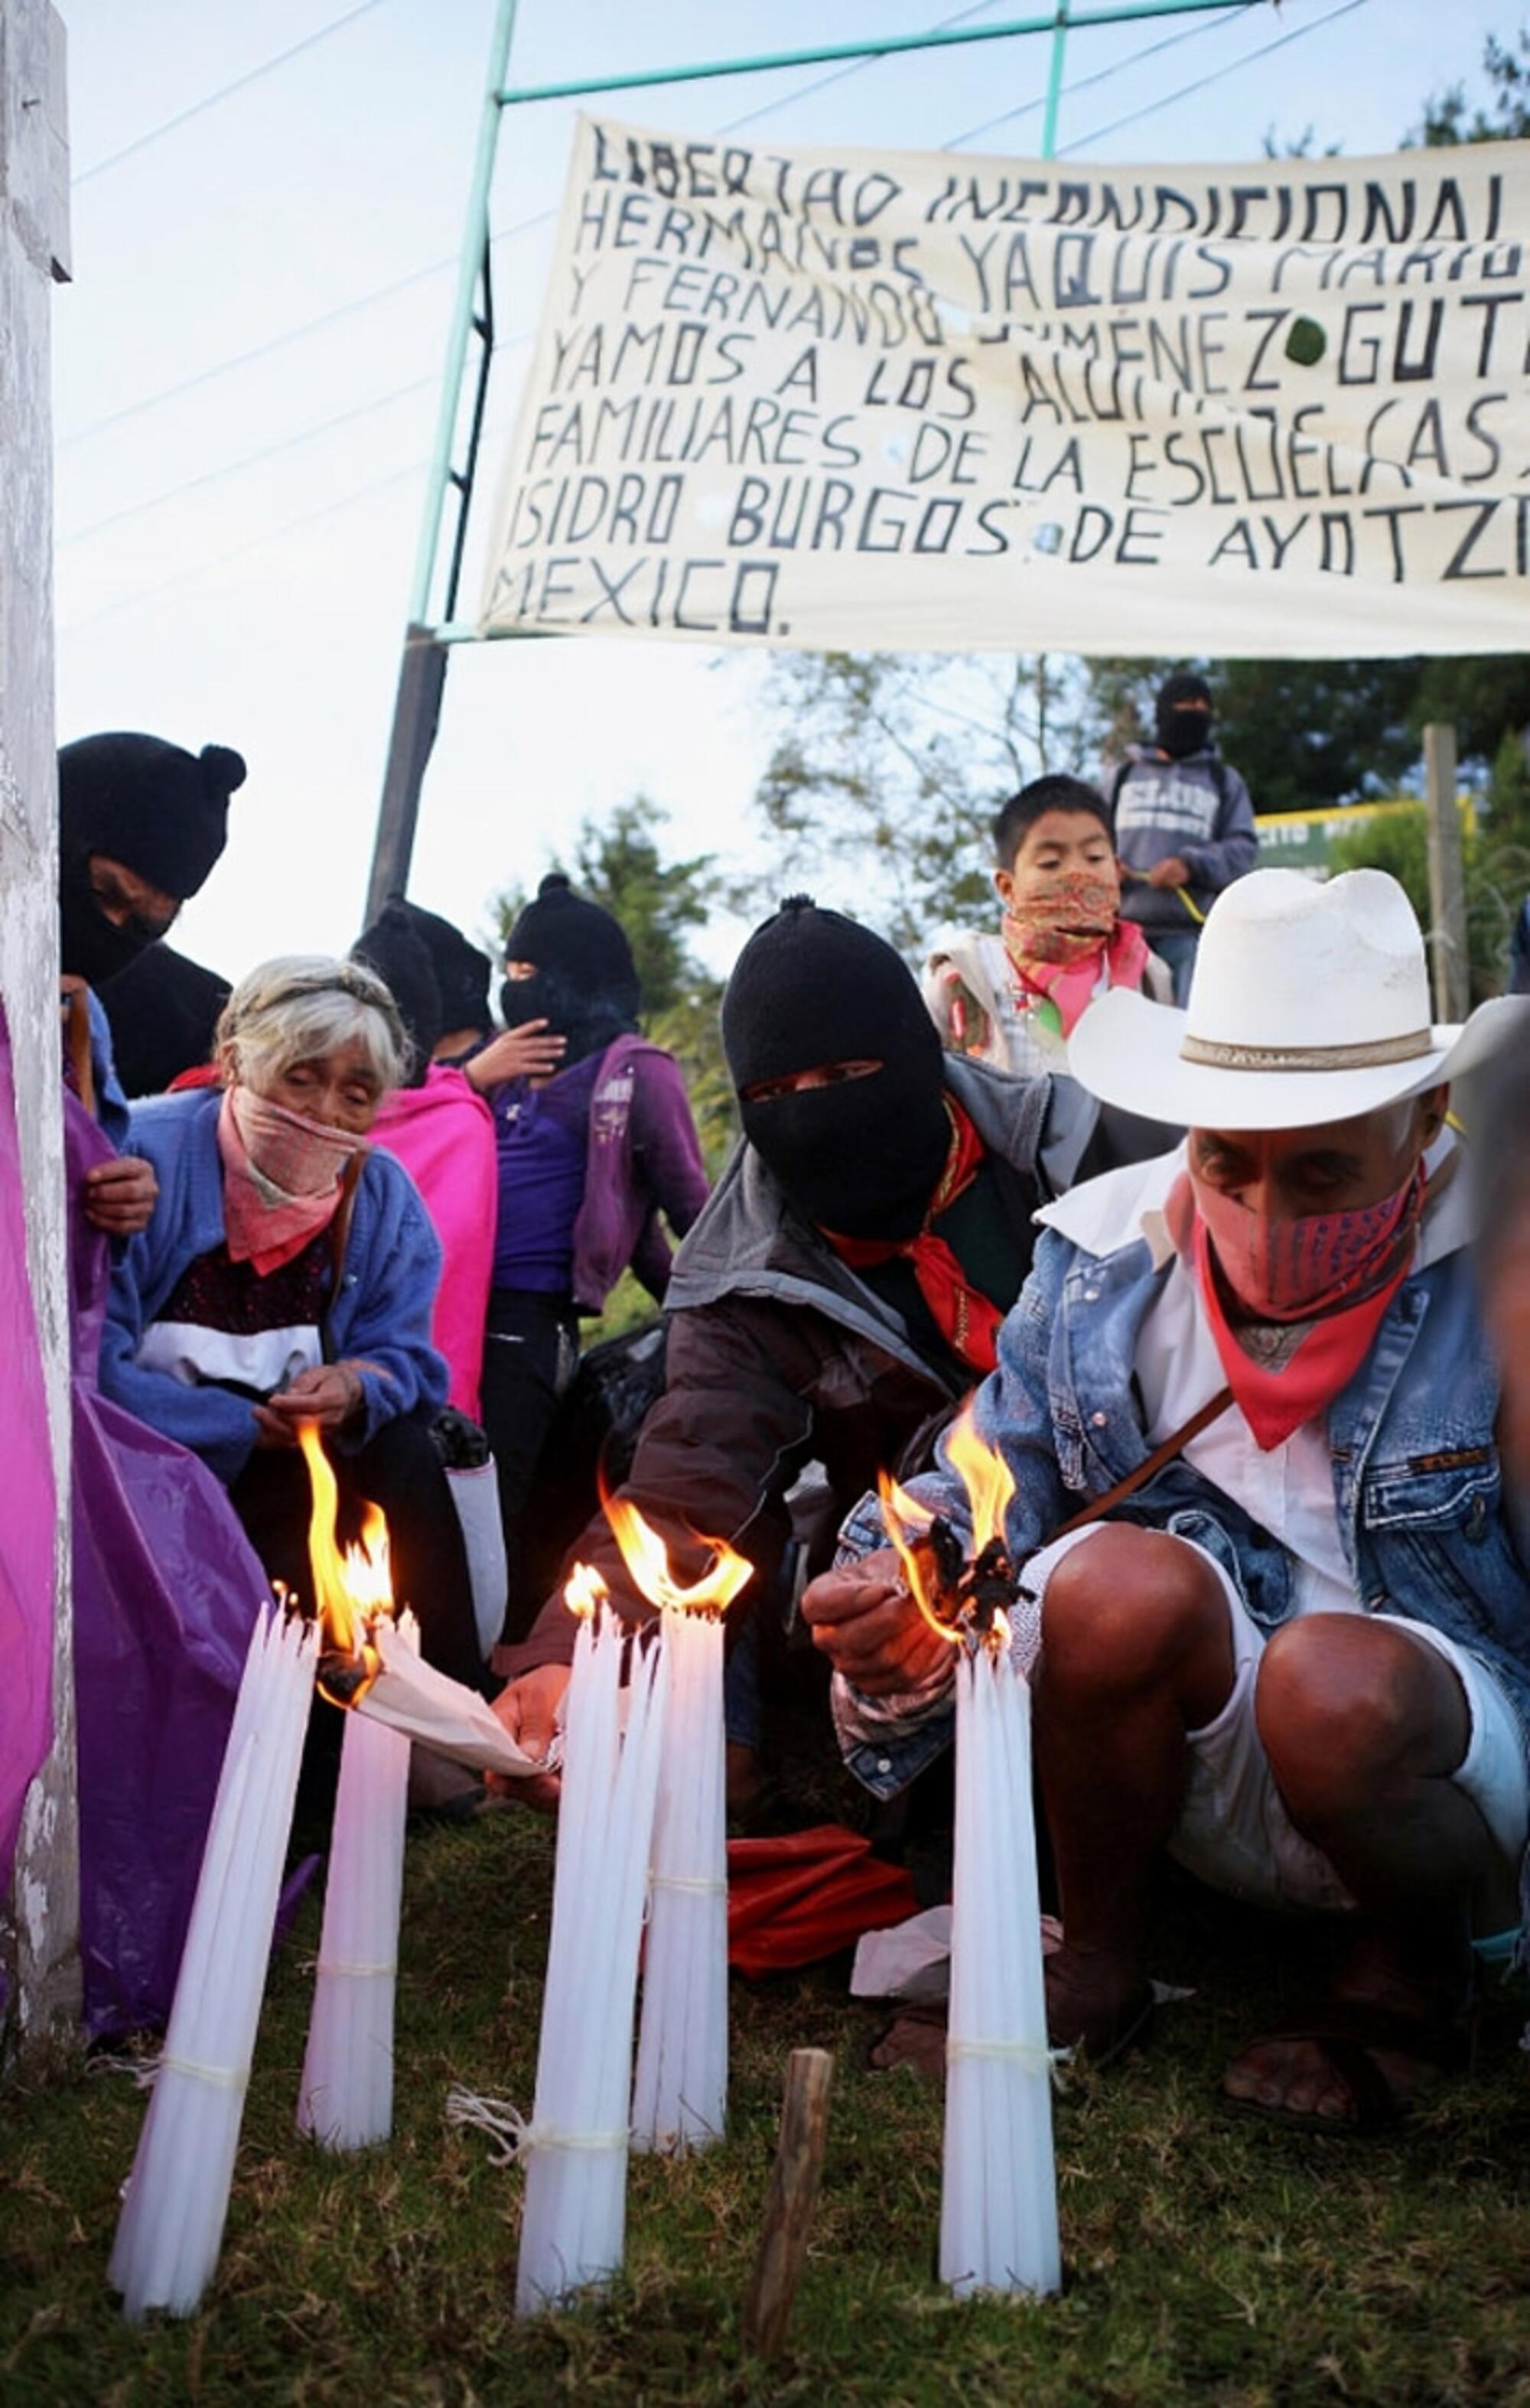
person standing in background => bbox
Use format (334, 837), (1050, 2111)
(1108, 672), (1258, 1004)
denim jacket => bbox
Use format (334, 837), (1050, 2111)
(836, 1145), (1530, 1823)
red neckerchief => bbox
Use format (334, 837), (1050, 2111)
(1190, 1206), (1418, 1453)
(823, 1099), (1003, 1374)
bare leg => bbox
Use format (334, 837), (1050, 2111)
(1225, 1616), (1498, 2120)
(1034, 1528), (1235, 2050)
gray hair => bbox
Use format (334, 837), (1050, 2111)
(216, 955), (409, 1095)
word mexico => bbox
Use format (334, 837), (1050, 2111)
(479, 119), (1530, 658)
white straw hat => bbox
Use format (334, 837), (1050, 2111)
(1068, 867), (1525, 1131)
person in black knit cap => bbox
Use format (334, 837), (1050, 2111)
(491, 895), (1095, 1802)
(464, 872), (709, 1638)
(57, 729), (246, 1230)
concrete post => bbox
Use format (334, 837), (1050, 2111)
(0, 0), (77, 2058)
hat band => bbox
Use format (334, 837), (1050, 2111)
(1179, 1027), (1434, 1074)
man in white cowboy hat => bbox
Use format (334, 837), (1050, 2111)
(805, 867), (1529, 2127)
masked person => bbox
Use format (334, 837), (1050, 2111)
(1106, 672), (1258, 1004)
(98, 955), (482, 1690)
(488, 896), (1097, 1798)
(925, 775), (1174, 1079)
(809, 870), (1529, 2123)
(58, 731), (245, 1235)
(350, 902), (498, 1423)
(467, 873), (709, 1636)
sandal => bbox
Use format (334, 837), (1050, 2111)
(1220, 2000), (1470, 2135)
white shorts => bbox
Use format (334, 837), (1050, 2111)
(1024, 1525), (1530, 1918)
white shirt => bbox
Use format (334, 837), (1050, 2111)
(1038, 1131), (1465, 1618)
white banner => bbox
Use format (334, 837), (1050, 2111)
(480, 118), (1530, 656)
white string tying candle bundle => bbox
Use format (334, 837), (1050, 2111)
(607, 1494), (751, 2158)
(879, 1401), (1060, 2302)
(516, 1579), (669, 2317)
(109, 1599), (319, 2321)
(297, 1609), (418, 2152)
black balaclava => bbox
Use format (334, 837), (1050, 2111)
(352, 903), (442, 1085)
(721, 896), (950, 1242)
(58, 732), (246, 984)
(502, 872), (641, 1067)
(1154, 672), (1214, 762)
(97, 943), (231, 1099)
(396, 900), (492, 1040)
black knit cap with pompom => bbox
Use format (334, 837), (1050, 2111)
(58, 731), (246, 900)
(504, 871), (639, 999)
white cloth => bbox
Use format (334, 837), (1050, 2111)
(135, 1319), (321, 1396)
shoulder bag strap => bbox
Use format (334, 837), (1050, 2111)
(1043, 1384), (1233, 1545)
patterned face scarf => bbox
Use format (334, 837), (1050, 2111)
(1186, 1163), (1427, 1450)
(1002, 873), (1150, 1039)
(217, 1086), (368, 1275)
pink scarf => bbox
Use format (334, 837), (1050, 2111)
(1185, 1167), (1426, 1452)
(1002, 877), (1151, 1039)
(216, 1087), (367, 1277)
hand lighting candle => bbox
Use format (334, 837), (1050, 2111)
(879, 1405), (1061, 2300)
(516, 1570), (669, 2315)
(598, 1487), (751, 2156)
(109, 1599), (319, 2320)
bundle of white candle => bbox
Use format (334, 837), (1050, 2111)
(604, 1494), (750, 2156)
(516, 1579), (669, 2317)
(109, 1600), (319, 2320)
(297, 1609), (418, 2151)
(942, 1629), (1060, 2299)
(879, 1401), (1060, 2302)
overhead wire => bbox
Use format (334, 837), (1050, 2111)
(73, 0), (392, 187)
(1059, 0), (1369, 151)
(942, 0), (1257, 149)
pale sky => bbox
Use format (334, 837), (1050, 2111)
(53, 0), (1518, 988)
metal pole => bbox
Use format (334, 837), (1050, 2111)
(364, 0), (517, 919)
(495, 0), (1244, 106)
(1040, 3), (1072, 157)
(1424, 722), (1470, 1021)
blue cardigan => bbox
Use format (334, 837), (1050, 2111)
(102, 1088), (448, 1485)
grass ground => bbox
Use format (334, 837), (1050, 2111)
(6, 1802), (1530, 2408)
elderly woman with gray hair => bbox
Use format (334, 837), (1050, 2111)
(100, 955), (481, 1687)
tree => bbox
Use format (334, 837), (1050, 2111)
(744, 650), (1100, 953)
(1411, 25), (1530, 145)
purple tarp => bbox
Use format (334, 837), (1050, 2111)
(0, 1007), (60, 1995)
(67, 1095), (270, 2035)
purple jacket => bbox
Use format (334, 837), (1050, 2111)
(572, 1034), (709, 1312)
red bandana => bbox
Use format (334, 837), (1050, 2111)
(1189, 1176), (1424, 1452)
(824, 1100), (1002, 1374)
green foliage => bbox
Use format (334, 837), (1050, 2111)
(744, 651), (1105, 952)
(8, 1820), (1530, 2406)
(1411, 24), (1530, 145)
(1327, 798), (1530, 1001)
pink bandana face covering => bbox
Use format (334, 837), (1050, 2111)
(217, 1086), (367, 1274)
(1190, 1163), (1424, 1323)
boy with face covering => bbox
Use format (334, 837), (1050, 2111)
(1107, 672), (1258, 1005)
(808, 870), (1530, 2124)
(489, 897), (1095, 1795)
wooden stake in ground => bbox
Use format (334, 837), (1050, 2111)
(742, 2048), (834, 2361)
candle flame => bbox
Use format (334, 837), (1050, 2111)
(944, 1401), (1015, 1557)
(597, 1474), (752, 1618)
(989, 1606), (1013, 1652)
(877, 1401), (1016, 1645)
(298, 1420), (393, 1705)
(564, 1561), (609, 1621)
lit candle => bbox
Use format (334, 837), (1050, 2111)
(516, 1574), (669, 2315)
(109, 1599), (319, 2320)
(880, 1403), (1060, 2300)
(597, 1492), (750, 2156)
